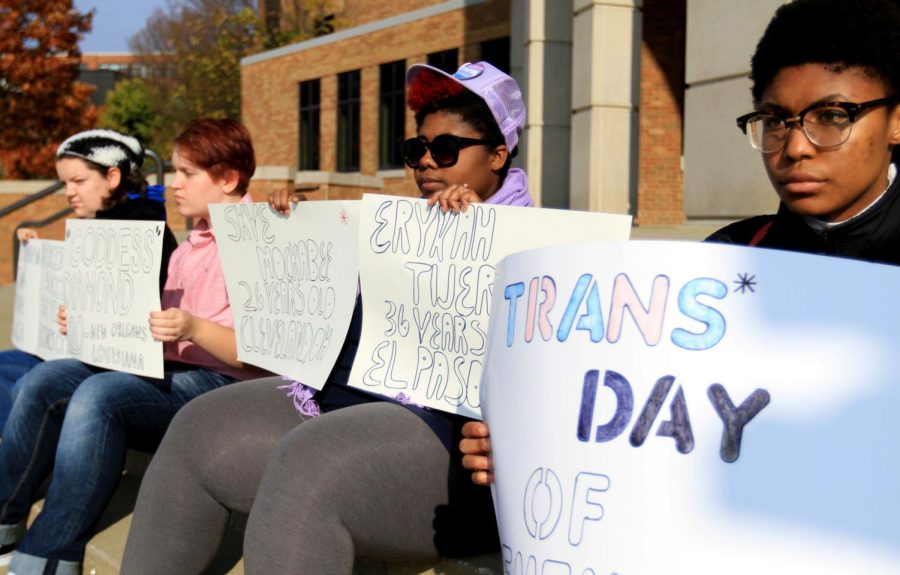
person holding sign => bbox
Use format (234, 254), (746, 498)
(122, 62), (531, 574)
(460, 0), (900, 485)
(0, 119), (266, 573)
(0, 130), (178, 431)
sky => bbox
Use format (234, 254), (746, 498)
(73, 0), (168, 53)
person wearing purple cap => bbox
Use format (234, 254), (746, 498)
(404, 60), (531, 211)
(122, 62), (531, 574)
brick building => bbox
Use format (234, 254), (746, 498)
(240, 1), (783, 223)
(78, 53), (156, 107)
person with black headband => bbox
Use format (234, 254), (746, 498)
(0, 129), (178, 433)
(0, 119), (266, 574)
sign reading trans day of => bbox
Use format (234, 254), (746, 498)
(64, 219), (164, 378)
(11, 239), (67, 361)
(349, 194), (632, 418)
(482, 240), (900, 575)
(209, 201), (359, 389)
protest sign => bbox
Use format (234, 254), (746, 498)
(209, 201), (360, 389)
(11, 239), (67, 360)
(483, 240), (900, 575)
(349, 194), (632, 418)
(64, 219), (164, 378)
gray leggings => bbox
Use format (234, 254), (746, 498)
(121, 377), (450, 574)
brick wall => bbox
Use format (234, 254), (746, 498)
(242, 0), (511, 200)
(342, 0), (442, 27)
(636, 0), (687, 225)
(0, 192), (70, 284)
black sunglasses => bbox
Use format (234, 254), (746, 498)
(401, 134), (493, 168)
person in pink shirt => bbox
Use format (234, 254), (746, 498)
(123, 61), (529, 575)
(0, 118), (266, 574)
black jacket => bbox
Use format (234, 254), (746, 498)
(97, 197), (179, 293)
(706, 175), (900, 265)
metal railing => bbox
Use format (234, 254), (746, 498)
(9, 149), (167, 278)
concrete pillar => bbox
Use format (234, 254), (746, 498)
(512, 0), (573, 208)
(570, 0), (641, 214)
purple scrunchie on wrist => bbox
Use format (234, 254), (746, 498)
(277, 377), (321, 417)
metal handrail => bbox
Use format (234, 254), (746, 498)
(0, 181), (64, 221)
(9, 149), (168, 279)
(12, 207), (75, 278)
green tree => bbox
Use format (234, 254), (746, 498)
(128, 0), (344, 146)
(129, 0), (263, 146)
(0, 0), (97, 178)
(98, 78), (163, 154)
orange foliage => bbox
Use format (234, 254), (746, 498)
(0, 0), (98, 178)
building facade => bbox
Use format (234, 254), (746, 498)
(241, 0), (784, 223)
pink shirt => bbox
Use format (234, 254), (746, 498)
(160, 196), (268, 381)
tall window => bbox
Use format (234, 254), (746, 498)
(379, 60), (405, 169)
(427, 48), (458, 74)
(298, 79), (320, 170)
(337, 70), (360, 172)
(480, 37), (511, 72)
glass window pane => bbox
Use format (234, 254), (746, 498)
(337, 70), (360, 172)
(379, 60), (405, 169)
(298, 79), (320, 170)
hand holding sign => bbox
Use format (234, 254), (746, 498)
(148, 308), (197, 342)
(459, 420), (493, 485)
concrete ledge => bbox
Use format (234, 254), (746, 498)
(295, 171), (384, 188)
(0, 181), (58, 195)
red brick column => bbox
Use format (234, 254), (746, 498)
(637, 0), (687, 225)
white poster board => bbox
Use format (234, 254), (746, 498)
(11, 239), (67, 360)
(209, 201), (360, 389)
(483, 241), (900, 575)
(349, 194), (632, 418)
(64, 219), (164, 378)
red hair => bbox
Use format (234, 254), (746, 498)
(174, 118), (256, 194)
(406, 68), (466, 114)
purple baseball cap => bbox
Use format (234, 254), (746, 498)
(406, 61), (526, 151)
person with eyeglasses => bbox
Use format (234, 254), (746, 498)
(122, 62), (531, 574)
(461, 0), (900, 487)
(712, 0), (900, 255)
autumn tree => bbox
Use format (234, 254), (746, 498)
(0, 0), (97, 178)
(260, 0), (346, 48)
(126, 0), (344, 156)
(128, 0), (262, 156)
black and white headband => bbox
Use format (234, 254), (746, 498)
(56, 129), (144, 175)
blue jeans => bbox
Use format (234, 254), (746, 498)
(0, 358), (235, 571)
(0, 349), (43, 430)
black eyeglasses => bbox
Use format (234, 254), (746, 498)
(401, 134), (493, 168)
(736, 97), (896, 153)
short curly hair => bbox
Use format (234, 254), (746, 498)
(751, 0), (900, 103)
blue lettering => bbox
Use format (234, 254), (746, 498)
(671, 277), (727, 350)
